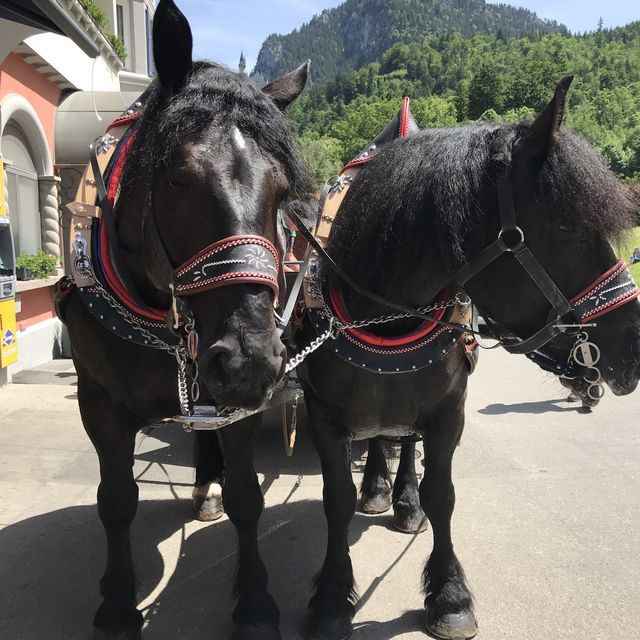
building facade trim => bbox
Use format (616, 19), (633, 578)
(0, 92), (53, 175)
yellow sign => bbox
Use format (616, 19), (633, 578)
(0, 298), (18, 368)
(0, 158), (5, 217)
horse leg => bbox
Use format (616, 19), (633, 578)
(78, 379), (142, 640)
(392, 441), (428, 534)
(421, 396), (477, 640)
(221, 415), (280, 640)
(305, 398), (357, 640)
(358, 438), (392, 514)
(193, 430), (225, 521)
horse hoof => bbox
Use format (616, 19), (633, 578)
(425, 610), (478, 639)
(359, 491), (391, 514)
(303, 611), (353, 640)
(392, 506), (428, 534)
(232, 623), (281, 640)
(192, 481), (224, 521)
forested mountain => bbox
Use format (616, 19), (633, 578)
(252, 0), (566, 84)
(287, 22), (640, 188)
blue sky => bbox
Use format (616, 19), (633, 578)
(176, 0), (640, 73)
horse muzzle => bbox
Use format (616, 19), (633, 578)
(198, 334), (286, 410)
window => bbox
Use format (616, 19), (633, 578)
(1, 123), (41, 256)
(5, 169), (40, 256)
(146, 7), (154, 77)
(116, 4), (124, 38)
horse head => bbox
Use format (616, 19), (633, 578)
(467, 77), (640, 404)
(117, 0), (312, 409)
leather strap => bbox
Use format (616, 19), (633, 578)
(174, 235), (280, 298)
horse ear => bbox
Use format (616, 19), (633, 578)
(524, 75), (573, 155)
(262, 60), (310, 110)
(153, 0), (193, 93)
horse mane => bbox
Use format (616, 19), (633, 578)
(328, 123), (635, 291)
(121, 61), (312, 197)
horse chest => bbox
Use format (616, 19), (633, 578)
(66, 295), (179, 419)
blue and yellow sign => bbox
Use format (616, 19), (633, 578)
(0, 298), (18, 367)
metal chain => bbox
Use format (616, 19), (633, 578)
(175, 347), (191, 416)
(284, 285), (470, 372)
(285, 323), (336, 373)
(80, 267), (177, 352)
(79, 264), (195, 414)
(334, 293), (469, 331)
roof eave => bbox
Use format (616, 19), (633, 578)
(36, 0), (100, 58)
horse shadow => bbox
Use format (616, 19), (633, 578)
(478, 398), (579, 415)
(0, 497), (428, 640)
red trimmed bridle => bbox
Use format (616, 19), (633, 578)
(456, 171), (639, 355)
(174, 235), (280, 298)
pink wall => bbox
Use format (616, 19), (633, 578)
(16, 287), (54, 331)
(0, 53), (59, 161)
(1, 54), (60, 332)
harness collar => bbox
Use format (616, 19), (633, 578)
(328, 287), (447, 347)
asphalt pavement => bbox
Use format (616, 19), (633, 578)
(0, 349), (638, 640)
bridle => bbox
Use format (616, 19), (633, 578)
(455, 170), (639, 401)
(287, 169), (639, 399)
(98, 127), (281, 311)
(79, 122), (283, 415)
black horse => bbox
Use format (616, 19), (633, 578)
(296, 77), (640, 640)
(60, 1), (312, 638)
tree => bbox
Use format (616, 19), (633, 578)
(297, 133), (345, 191)
(467, 63), (503, 119)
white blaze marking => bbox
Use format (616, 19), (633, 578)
(233, 127), (246, 151)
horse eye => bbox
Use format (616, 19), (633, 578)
(558, 224), (573, 232)
(164, 178), (187, 191)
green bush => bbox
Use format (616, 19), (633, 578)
(78, 0), (108, 31)
(16, 251), (58, 280)
(78, 0), (128, 61)
(107, 34), (128, 61)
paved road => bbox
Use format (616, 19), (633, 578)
(0, 350), (638, 640)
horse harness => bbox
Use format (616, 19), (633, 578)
(284, 98), (477, 375)
(57, 99), (281, 417)
(286, 101), (639, 401)
(57, 96), (640, 423)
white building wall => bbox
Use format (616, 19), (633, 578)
(0, 21), (39, 64)
(23, 33), (120, 92)
(94, 0), (117, 33)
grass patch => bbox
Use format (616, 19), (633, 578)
(618, 227), (640, 285)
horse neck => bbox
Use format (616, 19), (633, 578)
(114, 192), (173, 311)
(340, 188), (499, 321)
(336, 243), (458, 322)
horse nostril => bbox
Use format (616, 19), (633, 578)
(200, 340), (235, 386)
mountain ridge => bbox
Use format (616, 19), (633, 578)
(252, 0), (567, 84)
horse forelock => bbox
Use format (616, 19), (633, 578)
(329, 122), (634, 290)
(121, 61), (312, 198)
(536, 127), (635, 242)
